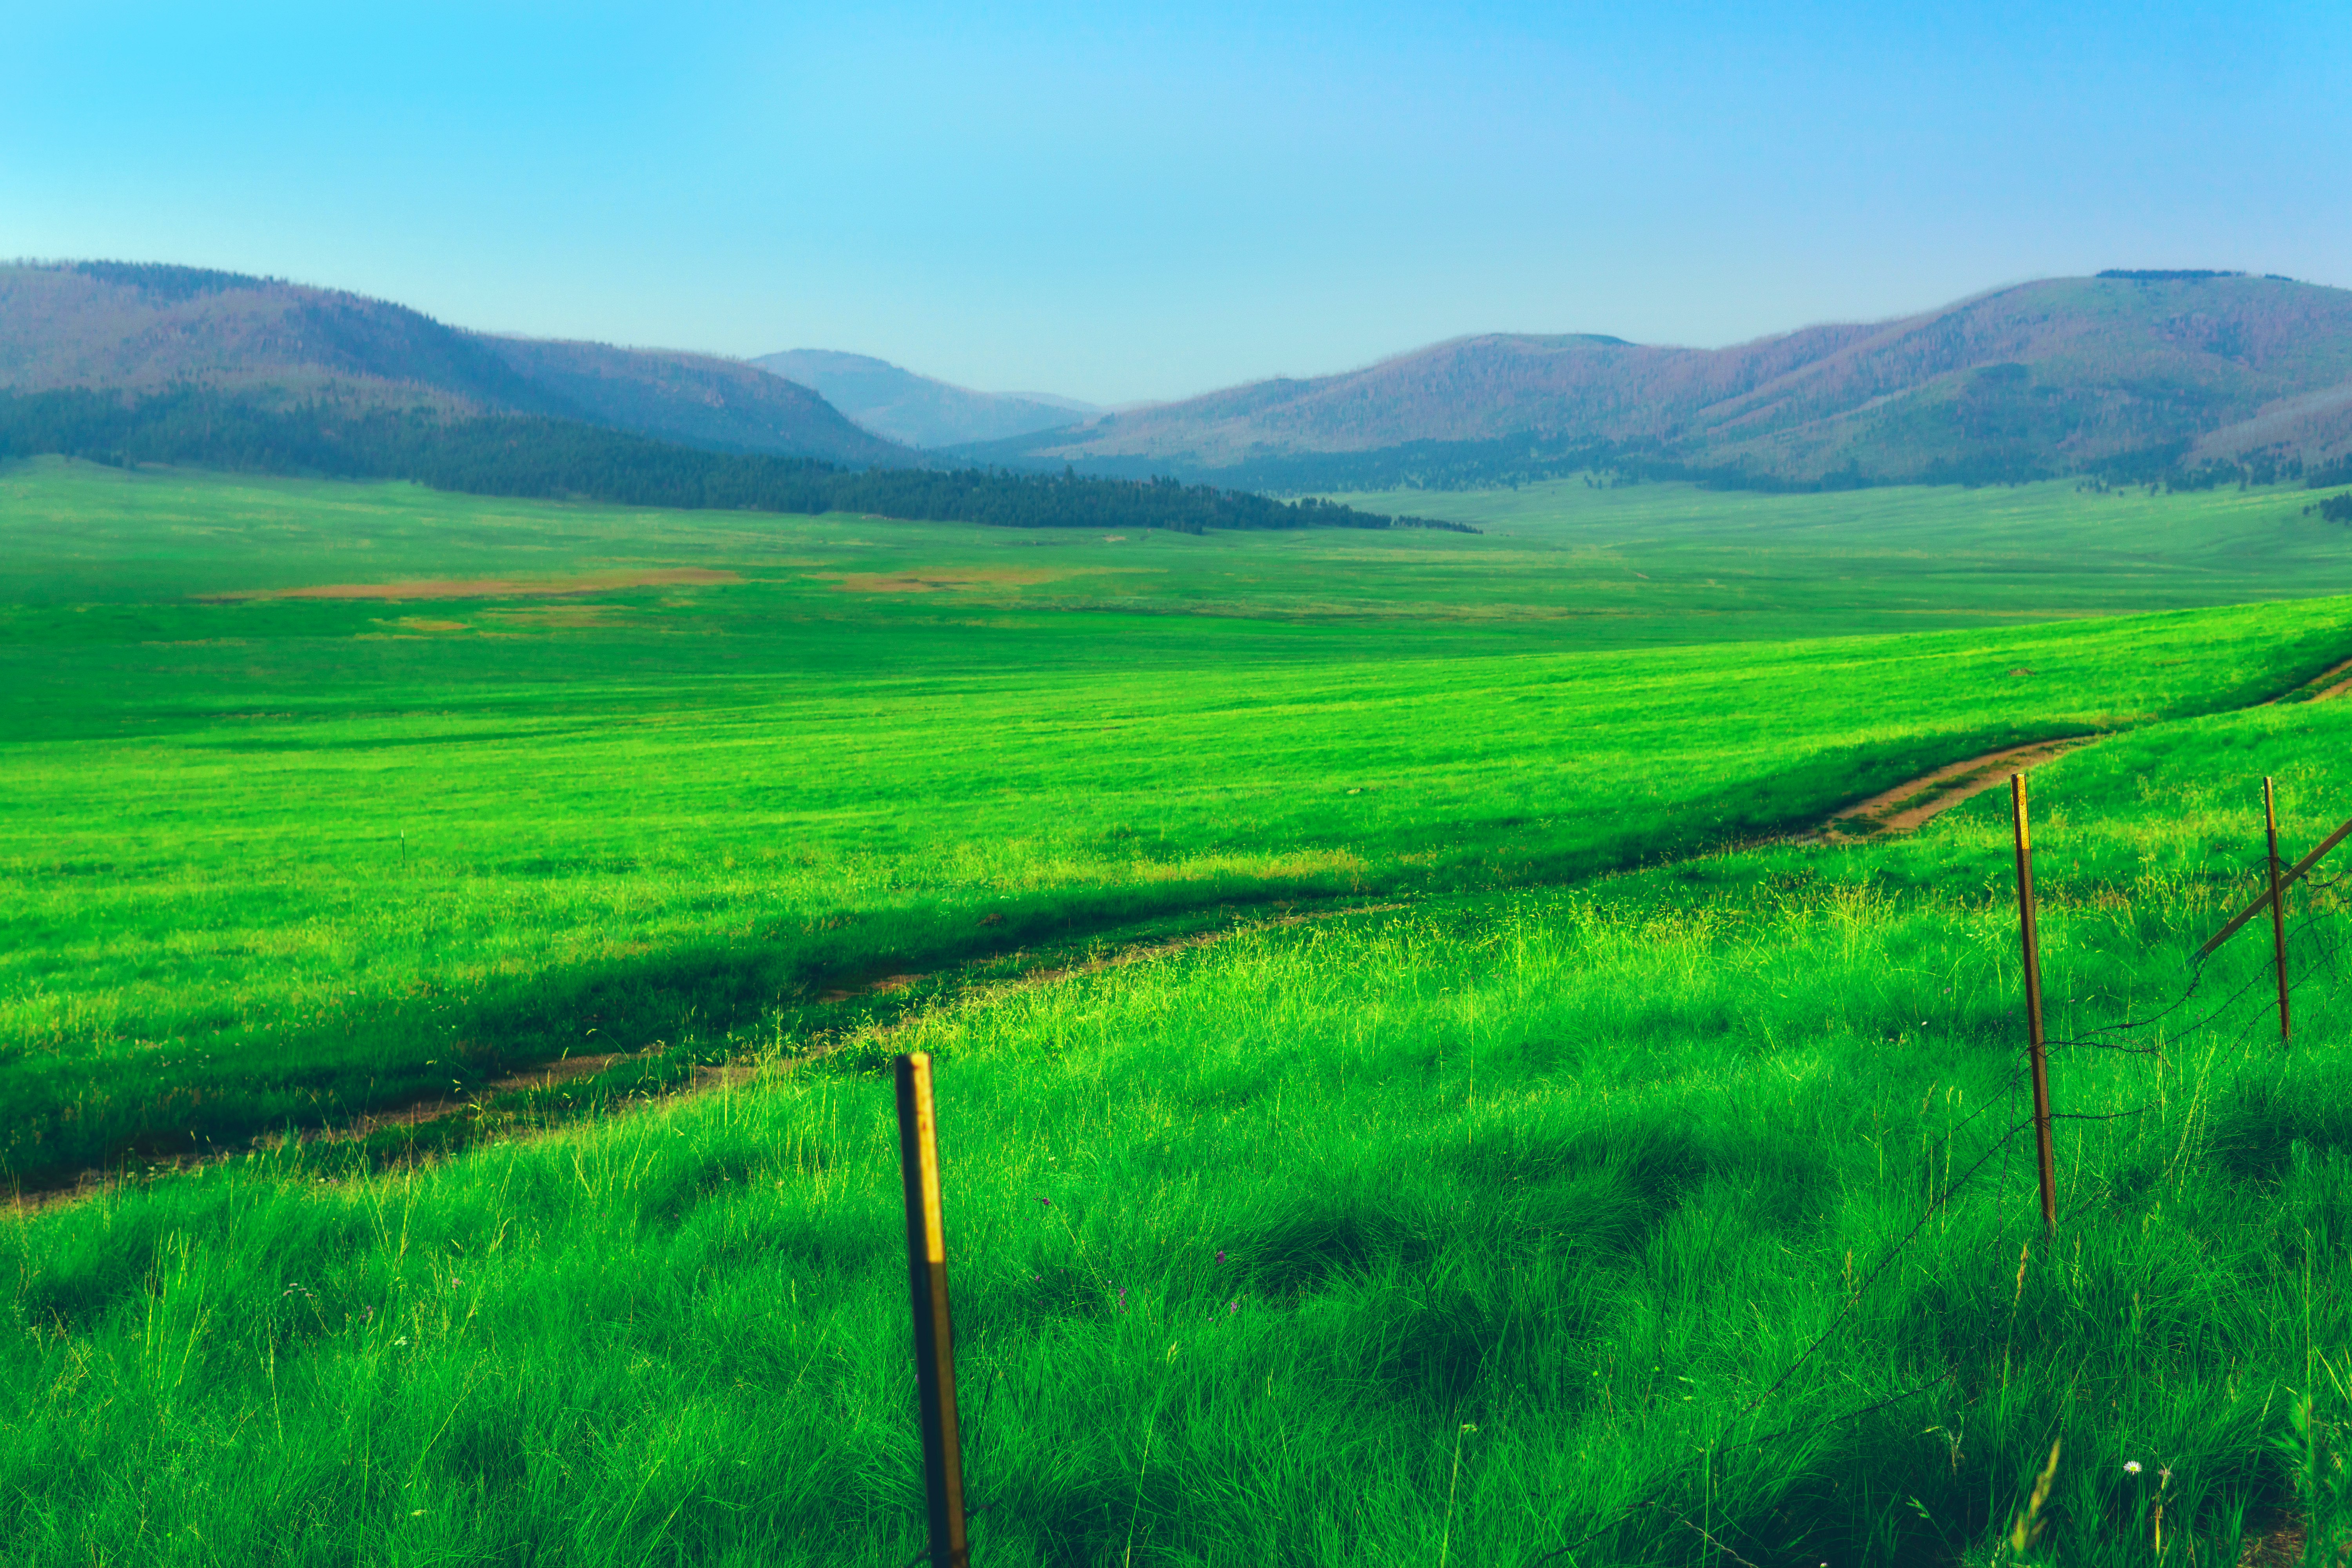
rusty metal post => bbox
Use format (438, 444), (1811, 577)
(895, 1052), (971, 1568)
(2010, 775), (2058, 1234)
(2266, 777), (2292, 1047)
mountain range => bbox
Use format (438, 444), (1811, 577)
(954, 272), (2352, 490)
(750, 348), (1097, 448)
(0, 261), (1461, 539)
(0, 261), (906, 466)
(6, 261), (2350, 495)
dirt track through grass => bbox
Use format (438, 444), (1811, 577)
(1813, 734), (2106, 840)
(5, 902), (1410, 1212)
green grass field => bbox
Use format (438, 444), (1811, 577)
(11, 458), (2352, 1564)
(1331, 473), (2352, 623)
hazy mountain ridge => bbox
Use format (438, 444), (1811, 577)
(18, 261), (2352, 493)
(0, 260), (1465, 537)
(0, 262), (905, 465)
(983, 275), (2352, 487)
(751, 348), (1099, 448)
(484, 338), (901, 461)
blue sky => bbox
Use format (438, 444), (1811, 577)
(7, 2), (2346, 403)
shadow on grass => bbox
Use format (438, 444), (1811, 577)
(1, 875), (1373, 1194)
(20, 693), (2307, 1200)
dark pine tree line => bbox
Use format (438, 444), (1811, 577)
(0, 387), (1479, 536)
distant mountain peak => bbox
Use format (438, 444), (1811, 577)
(752, 348), (1100, 448)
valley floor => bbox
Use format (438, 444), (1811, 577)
(9, 461), (2352, 1564)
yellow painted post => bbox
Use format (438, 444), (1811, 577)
(895, 1052), (971, 1568)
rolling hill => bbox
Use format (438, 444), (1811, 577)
(964, 272), (2352, 489)
(0, 262), (1463, 539)
(0, 261), (906, 465)
(751, 348), (1098, 448)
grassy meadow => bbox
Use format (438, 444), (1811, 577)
(1330, 472), (2352, 622)
(11, 458), (2352, 1563)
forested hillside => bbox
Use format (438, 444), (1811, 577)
(0, 386), (1473, 535)
(968, 272), (2352, 490)
(0, 261), (1481, 533)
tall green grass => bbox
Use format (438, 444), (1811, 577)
(9, 452), (2352, 1184)
(9, 693), (2352, 1564)
(10, 582), (2350, 1185)
(15, 460), (2352, 1563)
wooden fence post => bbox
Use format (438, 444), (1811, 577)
(895, 1052), (971, 1568)
(2010, 775), (2058, 1234)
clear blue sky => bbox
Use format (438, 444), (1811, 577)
(8, 2), (2346, 404)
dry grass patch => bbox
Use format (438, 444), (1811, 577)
(196, 568), (742, 602)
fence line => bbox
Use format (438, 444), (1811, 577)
(1530, 780), (2352, 1563)
(890, 780), (2350, 1563)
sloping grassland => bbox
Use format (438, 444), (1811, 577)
(11, 463), (2352, 1563)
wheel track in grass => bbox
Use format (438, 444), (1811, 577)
(5, 901), (1407, 1214)
(675, 901), (1408, 1093)
(2298, 655), (2352, 704)
(21, 646), (2352, 1212)
(1804, 650), (2352, 844)
(1806, 735), (2107, 844)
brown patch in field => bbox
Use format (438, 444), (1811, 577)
(379, 617), (469, 633)
(195, 568), (742, 603)
(1809, 735), (2105, 844)
(485, 604), (633, 628)
(826, 566), (1103, 593)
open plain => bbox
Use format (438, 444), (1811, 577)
(11, 458), (2352, 1563)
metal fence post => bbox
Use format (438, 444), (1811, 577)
(2266, 777), (2292, 1047)
(2010, 775), (2057, 1234)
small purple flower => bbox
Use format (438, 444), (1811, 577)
(1037, 1196), (1052, 1209)
(1214, 1250), (1227, 1265)
(1229, 1298), (1240, 1314)
(1116, 1286), (1129, 1313)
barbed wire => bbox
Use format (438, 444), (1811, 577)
(1530, 835), (2352, 1565)
(2033, 846), (2352, 1056)
(1744, 1105), (2031, 1414)
(2046, 958), (2276, 1056)
(1524, 846), (2333, 1568)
